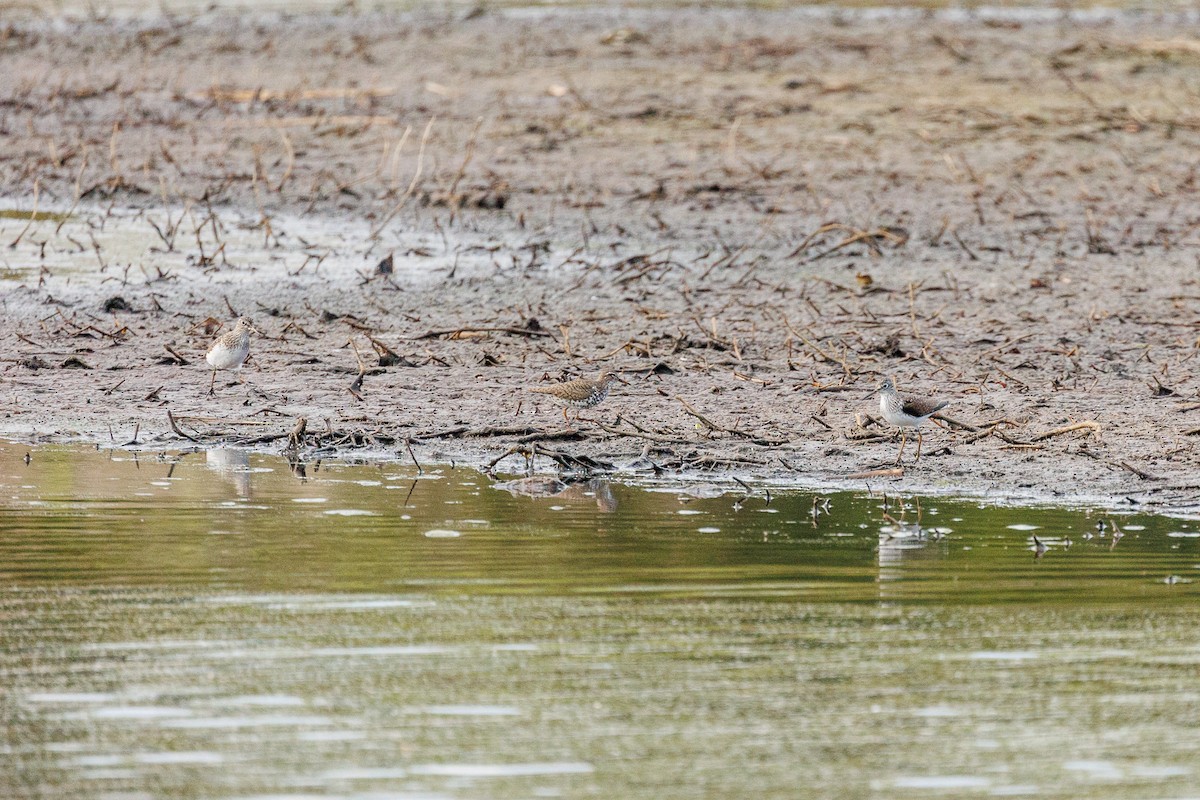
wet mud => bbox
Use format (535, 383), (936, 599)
(2, 5), (1200, 510)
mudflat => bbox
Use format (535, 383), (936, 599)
(2, 4), (1199, 509)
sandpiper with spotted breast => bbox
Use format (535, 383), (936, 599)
(528, 371), (623, 422)
(869, 376), (948, 463)
(206, 317), (260, 396)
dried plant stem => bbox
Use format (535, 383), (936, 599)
(371, 116), (435, 239)
(8, 179), (40, 249)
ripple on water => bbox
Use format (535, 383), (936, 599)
(201, 645), (453, 661)
(295, 598), (430, 611)
(984, 785), (1040, 796)
(78, 768), (137, 781)
(297, 730), (368, 742)
(68, 754), (123, 767)
(220, 695), (306, 708)
(1062, 760), (1123, 780)
(889, 775), (991, 790)
(84, 706), (192, 720)
(320, 766), (410, 780)
(424, 529), (461, 538)
(408, 762), (595, 777)
(83, 639), (237, 652)
(911, 705), (964, 718)
(1128, 764), (1192, 778)
(133, 751), (225, 764)
(200, 594), (429, 611)
(26, 692), (119, 704)
(414, 705), (522, 716)
(965, 651), (1040, 661)
(159, 714), (335, 729)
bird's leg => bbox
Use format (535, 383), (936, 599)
(895, 430), (907, 464)
(208, 370), (217, 396)
(561, 407), (568, 423)
(915, 430), (924, 461)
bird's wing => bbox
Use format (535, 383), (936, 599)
(901, 396), (948, 417)
(528, 379), (588, 398)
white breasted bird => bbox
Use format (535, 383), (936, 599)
(868, 377), (948, 463)
(205, 317), (260, 396)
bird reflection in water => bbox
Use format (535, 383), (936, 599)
(287, 457), (308, 480)
(492, 476), (618, 513)
(205, 448), (251, 498)
(558, 479), (618, 513)
(876, 495), (950, 594)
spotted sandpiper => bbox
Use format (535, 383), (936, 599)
(206, 317), (260, 396)
(868, 377), (947, 463)
(528, 371), (622, 422)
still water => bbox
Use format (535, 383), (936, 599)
(2, 443), (1198, 799)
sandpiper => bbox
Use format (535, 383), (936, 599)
(869, 377), (947, 463)
(528, 371), (622, 422)
(206, 317), (260, 396)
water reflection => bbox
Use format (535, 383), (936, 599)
(0, 445), (1196, 601)
(287, 455), (308, 480)
(493, 476), (618, 513)
(205, 447), (251, 497)
(2, 443), (1200, 799)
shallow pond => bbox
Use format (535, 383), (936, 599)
(2, 442), (1199, 799)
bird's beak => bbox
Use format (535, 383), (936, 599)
(616, 374), (630, 385)
(862, 389), (875, 399)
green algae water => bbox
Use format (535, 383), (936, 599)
(2, 443), (1199, 799)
